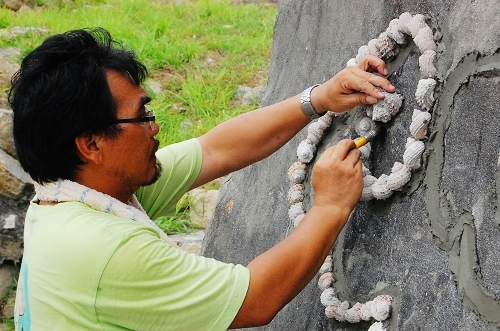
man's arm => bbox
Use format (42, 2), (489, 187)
(229, 140), (363, 328)
(191, 55), (395, 189)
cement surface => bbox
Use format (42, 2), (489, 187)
(203, 1), (500, 330)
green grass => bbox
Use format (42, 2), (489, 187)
(156, 214), (203, 234)
(155, 193), (204, 234)
(0, 263), (18, 331)
(1, 0), (277, 145)
(0, 311), (15, 331)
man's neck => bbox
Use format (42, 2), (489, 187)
(73, 173), (134, 203)
(39, 200), (59, 206)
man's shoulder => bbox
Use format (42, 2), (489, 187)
(24, 201), (163, 280)
(26, 201), (159, 241)
(136, 138), (203, 219)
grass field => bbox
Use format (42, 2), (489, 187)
(0, 2), (277, 328)
(1, 0), (277, 145)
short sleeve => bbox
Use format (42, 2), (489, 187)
(95, 229), (250, 331)
(136, 138), (203, 220)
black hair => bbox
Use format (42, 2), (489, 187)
(8, 28), (148, 183)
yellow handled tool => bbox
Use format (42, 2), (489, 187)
(354, 124), (381, 148)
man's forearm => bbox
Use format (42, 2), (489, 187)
(229, 141), (363, 328)
(193, 56), (395, 189)
(207, 94), (309, 166)
(229, 204), (351, 328)
(193, 94), (311, 188)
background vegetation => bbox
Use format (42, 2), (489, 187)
(0, 0), (276, 232)
(0, 1), (276, 328)
(1, 0), (277, 145)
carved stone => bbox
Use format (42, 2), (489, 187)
(204, 1), (500, 330)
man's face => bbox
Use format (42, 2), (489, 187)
(103, 70), (162, 193)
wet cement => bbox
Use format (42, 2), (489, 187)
(425, 50), (500, 325)
(204, 1), (500, 330)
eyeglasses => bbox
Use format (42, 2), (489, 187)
(110, 106), (156, 129)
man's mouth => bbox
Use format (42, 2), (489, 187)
(151, 139), (160, 158)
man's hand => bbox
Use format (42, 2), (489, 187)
(311, 55), (396, 113)
(230, 139), (364, 329)
(193, 55), (391, 191)
(311, 140), (363, 219)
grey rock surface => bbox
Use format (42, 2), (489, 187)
(0, 149), (33, 200)
(0, 109), (15, 158)
(0, 49), (31, 267)
(0, 262), (15, 299)
(203, 1), (500, 330)
(0, 55), (19, 88)
(0, 193), (27, 264)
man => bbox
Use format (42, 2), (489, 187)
(9, 28), (395, 330)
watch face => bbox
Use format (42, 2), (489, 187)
(301, 86), (320, 120)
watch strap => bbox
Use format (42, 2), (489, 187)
(300, 84), (322, 120)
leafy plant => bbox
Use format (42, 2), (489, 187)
(0, 263), (19, 331)
(155, 193), (204, 234)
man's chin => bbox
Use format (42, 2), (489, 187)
(143, 160), (163, 186)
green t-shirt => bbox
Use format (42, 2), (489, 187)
(15, 139), (250, 331)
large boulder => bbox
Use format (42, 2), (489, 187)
(0, 60), (31, 265)
(0, 144), (31, 264)
(0, 193), (28, 264)
(0, 109), (15, 159)
(0, 55), (19, 88)
(203, 1), (500, 330)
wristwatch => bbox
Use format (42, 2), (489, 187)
(300, 84), (322, 120)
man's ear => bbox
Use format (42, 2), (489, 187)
(75, 133), (104, 164)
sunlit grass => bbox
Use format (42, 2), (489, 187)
(1, 0), (277, 145)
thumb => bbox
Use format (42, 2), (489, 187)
(342, 93), (379, 108)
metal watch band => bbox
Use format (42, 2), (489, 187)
(300, 84), (321, 120)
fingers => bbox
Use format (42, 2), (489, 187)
(327, 140), (359, 165)
(332, 66), (394, 109)
(312, 139), (363, 211)
(351, 66), (395, 97)
(357, 55), (388, 76)
(317, 56), (396, 112)
(340, 91), (380, 106)
(355, 55), (396, 95)
(342, 141), (362, 167)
